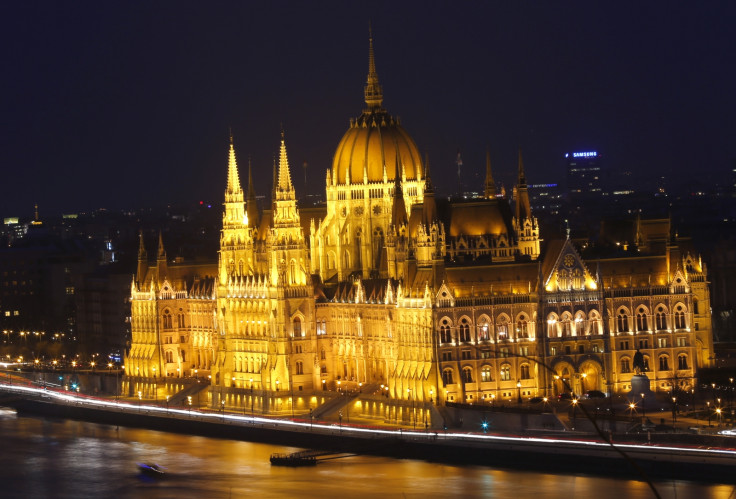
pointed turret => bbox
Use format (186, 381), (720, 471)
(422, 155), (436, 226)
(391, 149), (407, 227)
(226, 133), (243, 203)
(484, 148), (497, 199)
(364, 28), (383, 110)
(277, 131), (294, 193)
(246, 157), (259, 228)
(515, 148), (531, 223)
(156, 230), (168, 281)
(136, 230), (148, 284)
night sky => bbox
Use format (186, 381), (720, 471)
(2, 1), (734, 218)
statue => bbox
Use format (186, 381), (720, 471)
(633, 349), (645, 375)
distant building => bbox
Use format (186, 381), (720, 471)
(566, 151), (604, 199)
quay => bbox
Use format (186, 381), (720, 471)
(1, 382), (736, 485)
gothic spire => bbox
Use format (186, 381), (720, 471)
(517, 147), (527, 187)
(277, 130), (294, 192)
(246, 157), (259, 228)
(226, 133), (242, 195)
(364, 27), (383, 110)
(422, 154), (436, 226)
(391, 147), (407, 227)
(484, 148), (497, 199)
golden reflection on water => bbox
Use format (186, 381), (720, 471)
(0, 408), (731, 499)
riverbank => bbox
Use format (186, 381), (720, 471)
(2, 383), (735, 486)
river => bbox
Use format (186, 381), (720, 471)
(0, 407), (732, 499)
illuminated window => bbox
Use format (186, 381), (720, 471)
(481, 366), (492, 382)
(497, 316), (508, 340)
(500, 365), (511, 381)
(517, 316), (529, 338)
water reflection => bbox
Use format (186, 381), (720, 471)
(0, 408), (731, 498)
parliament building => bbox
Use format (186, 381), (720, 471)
(125, 37), (714, 412)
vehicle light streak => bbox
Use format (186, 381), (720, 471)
(3, 384), (736, 458)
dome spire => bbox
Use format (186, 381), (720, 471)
(364, 25), (383, 110)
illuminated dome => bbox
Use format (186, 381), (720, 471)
(331, 35), (422, 185)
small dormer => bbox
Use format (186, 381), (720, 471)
(436, 282), (455, 308)
(669, 270), (690, 294)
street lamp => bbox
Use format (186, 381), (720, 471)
(716, 407), (722, 426)
(407, 388), (415, 428)
(187, 395), (192, 415)
(672, 397), (677, 427)
(517, 381), (522, 404)
(641, 393), (646, 421)
(629, 402), (637, 421)
(250, 378), (254, 416)
(138, 390), (142, 412)
(571, 397), (578, 430)
(430, 388), (434, 404)
(707, 401), (711, 426)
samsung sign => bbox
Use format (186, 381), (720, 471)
(565, 151), (598, 158)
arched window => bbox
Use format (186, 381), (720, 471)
(477, 318), (490, 341)
(293, 317), (302, 337)
(459, 318), (471, 342)
(574, 313), (585, 336)
(517, 316), (529, 338)
(621, 358), (631, 373)
(178, 313), (185, 329)
(442, 369), (454, 386)
(547, 315), (558, 338)
(440, 319), (452, 344)
(617, 311), (629, 333)
(497, 316), (509, 340)
(655, 306), (667, 330)
(321, 365), (327, 375)
(659, 356), (670, 371)
(238, 260), (244, 276)
(560, 313), (572, 337)
(481, 365), (492, 382)
(320, 348), (326, 360)
(636, 307), (648, 331)
(462, 367), (473, 383)
(163, 310), (172, 330)
(295, 361), (304, 375)
(674, 305), (686, 329)
(589, 310), (601, 335)
(520, 364), (530, 379)
(500, 365), (511, 381)
(678, 355), (688, 370)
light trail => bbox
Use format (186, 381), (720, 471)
(2, 383), (736, 458)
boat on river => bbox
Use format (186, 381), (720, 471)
(137, 462), (165, 477)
